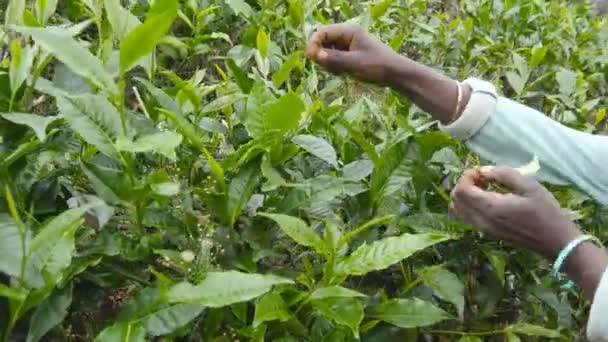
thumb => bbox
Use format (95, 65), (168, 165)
(482, 166), (539, 194)
(316, 49), (358, 74)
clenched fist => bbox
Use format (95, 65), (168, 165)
(306, 24), (398, 85)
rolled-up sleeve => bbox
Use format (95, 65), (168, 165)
(440, 78), (608, 341)
(440, 77), (608, 205)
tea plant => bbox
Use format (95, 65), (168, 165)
(1, 0), (607, 341)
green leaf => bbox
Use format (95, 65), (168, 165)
(0, 214), (30, 278)
(150, 182), (180, 197)
(309, 286), (366, 301)
(341, 159), (373, 181)
(505, 323), (560, 338)
(116, 131), (183, 160)
(556, 68), (577, 96)
(11, 26), (117, 94)
(273, 51), (303, 88)
(529, 45), (548, 68)
(253, 292), (291, 328)
(159, 109), (226, 193)
(9, 40), (34, 94)
(265, 92), (305, 134)
(227, 162), (262, 225)
(25, 205), (90, 288)
(81, 160), (133, 205)
(370, 0), (393, 20)
(142, 304), (205, 336)
(261, 153), (287, 190)
(104, 0), (141, 38)
(27, 285), (72, 342)
(5, 0), (26, 25)
(35, 0), (58, 24)
(370, 298), (449, 328)
(292, 135), (338, 168)
(167, 271), (293, 307)
(226, 59), (253, 93)
(335, 233), (450, 276)
(202, 93), (247, 114)
(57, 94), (123, 161)
(312, 297), (364, 338)
(225, 0), (254, 18)
(256, 27), (270, 59)
(1, 113), (58, 142)
(370, 141), (407, 204)
(505, 71), (525, 96)
(258, 213), (324, 252)
(459, 337), (483, 342)
(422, 266), (464, 318)
(119, 0), (178, 72)
(0, 283), (26, 301)
(95, 322), (146, 342)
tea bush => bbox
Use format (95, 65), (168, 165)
(1, 0), (608, 341)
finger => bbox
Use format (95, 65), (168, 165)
(306, 24), (361, 60)
(452, 170), (510, 211)
(481, 166), (540, 194)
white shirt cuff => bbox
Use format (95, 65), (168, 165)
(439, 78), (498, 140)
(588, 266), (608, 341)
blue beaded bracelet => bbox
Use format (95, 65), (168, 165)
(552, 234), (601, 289)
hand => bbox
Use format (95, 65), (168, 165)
(306, 24), (398, 85)
(450, 167), (581, 260)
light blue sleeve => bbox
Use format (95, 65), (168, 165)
(440, 78), (608, 342)
(442, 78), (608, 206)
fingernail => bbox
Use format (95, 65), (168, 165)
(318, 50), (328, 60)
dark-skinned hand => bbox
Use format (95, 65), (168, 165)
(306, 23), (397, 85)
(450, 166), (581, 260)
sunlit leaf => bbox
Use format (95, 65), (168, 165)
(1, 113), (58, 142)
(292, 135), (338, 168)
(312, 297), (364, 338)
(11, 26), (117, 94)
(167, 271), (293, 307)
(335, 233), (451, 276)
(258, 213), (324, 252)
(253, 292), (291, 328)
(119, 0), (178, 72)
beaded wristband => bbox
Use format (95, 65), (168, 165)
(552, 234), (602, 289)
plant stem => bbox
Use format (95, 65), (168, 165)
(428, 329), (505, 336)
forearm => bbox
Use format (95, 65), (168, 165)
(384, 54), (471, 124)
(563, 242), (608, 299)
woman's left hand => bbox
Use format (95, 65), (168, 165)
(450, 166), (581, 259)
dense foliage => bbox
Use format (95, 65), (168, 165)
(1, 0), (608, 340)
